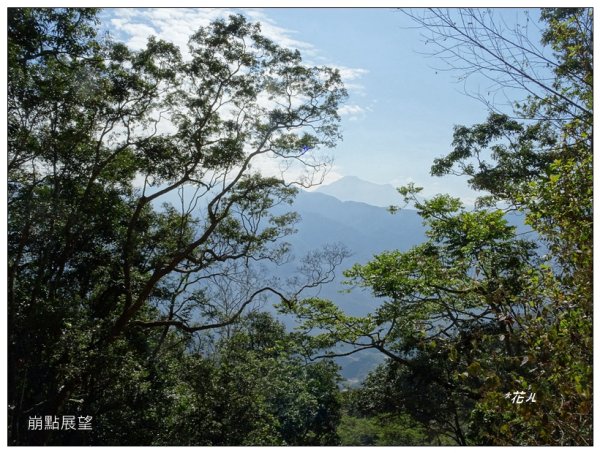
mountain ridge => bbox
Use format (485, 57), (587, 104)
(315, 175), (401, 207)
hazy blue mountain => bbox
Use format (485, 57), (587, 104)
(272, 189), (532, 383)
(314, 175), (401, 207)
(152, 180), (531, 384)
(268, 190), (427, 383)
(271, 190), (425, 316)
(289, 190), (424, 265)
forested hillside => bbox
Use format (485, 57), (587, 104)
(7, 8), (592, 446)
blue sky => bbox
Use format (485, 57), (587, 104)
(99, 7), (544, 203)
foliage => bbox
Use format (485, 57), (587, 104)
(339, 375), (449, 446)
(7, 6), (592, 447)
(422, 8), (592, 445)
(288, 7), (592, 446)
(157, 313), (342, 446)
(7, 8), (346, 445)
(338, 413), (429, 446)
(286, 188), (536, 444)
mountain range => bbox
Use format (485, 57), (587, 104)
(157, 176), (530, 384)
(270, 176), (532, 383)
(314, 175), (401, 207)
(270, 177), (427, 383)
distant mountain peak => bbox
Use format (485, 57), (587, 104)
(315, 175), (400, 207)
(325, 175), (387, 185)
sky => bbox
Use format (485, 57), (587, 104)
(98, 7), (544, 203)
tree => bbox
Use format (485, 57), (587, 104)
(8, 8), (347, 445)
(407, 8), (592, 209)
(154, 312), (342, 446)
(339, 364), (452, 446)
(409, 8), (592, 445)
(287, 8), (592, 445)
(286, 189), (537, 444)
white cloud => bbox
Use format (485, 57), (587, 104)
(244, 9), (317, 57)
(331, 65), (369, 81)
(107, 8), (320, 58)
(106, 9), (368, 90)
(338, 104), (367, 121)
(109, 8), (231, 52)
(330, 65), (369, 94)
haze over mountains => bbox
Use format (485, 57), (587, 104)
(155, 176), (529, 383)
(274, 176), (531, 383)
(158, 176), (530, 383)
(314, 175), (402, 207)
(274, 177), (427, 383)
(280, 177), (426, 316)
